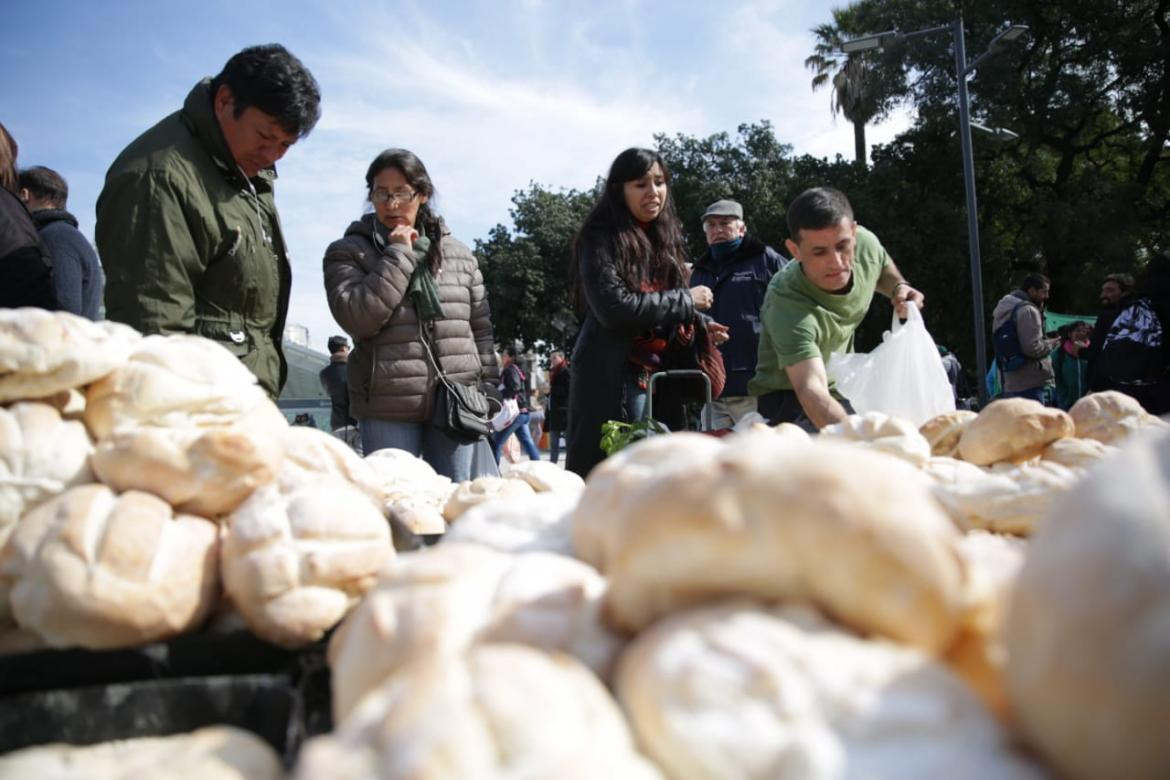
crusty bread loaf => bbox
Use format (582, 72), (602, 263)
(0, 402), (94, 532)
(327, 543), (622, 721)
(220, 478), (392, 648)
(1068, 389), (1166, 444)
(443, 491), (577, 555)
(364, 448), (455, 529)
(91, 414), (284, 519)
(945, 531), (1028, 720)
(932, 461), (1078, 536)
(500, 459), (586, 495)
(616, 602), (1042, 780)
(1040, 435), (1117, 472)
(280, 425), (383, 507)
(0, 309), (140, 403)
(442, 476), (535, 522)
(819, 411), (933, 467)
(920, 409), (978, 457)
(958, 398), (1074, 465)
(84, 334), (272, 439)
(0, 484), (219, 649)
(0, 725), (283, 779)
(571, 432), (728, 569)
(1005, 427), (1170, 780)
(593, 435), (968, 652)
(299, 644), (661, 780)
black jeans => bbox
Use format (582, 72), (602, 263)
(756, 390), (855, 433)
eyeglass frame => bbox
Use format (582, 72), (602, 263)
(370, 188), (418, 206)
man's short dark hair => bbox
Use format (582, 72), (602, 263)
(18, 166), (68, 208)
(327, 335), (348, 353)
(209, 44), (321, 139)
(1021, 273), (1050, 293)
(787, 187), (854, 242)
(1103, 272), (1134, 292)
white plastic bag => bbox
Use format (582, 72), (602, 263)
(491, 397), (520, 431)
(827, 305), (955, 427)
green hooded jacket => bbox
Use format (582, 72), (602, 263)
(96, 79), (292, 397)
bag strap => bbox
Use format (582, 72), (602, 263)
(418, 318), (462, 398)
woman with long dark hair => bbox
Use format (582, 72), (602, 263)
(324, 148), (499, 481)
(0, 121), (57, 310)
(565, 147), (727, 476)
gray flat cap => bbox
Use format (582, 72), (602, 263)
(701, 199), (744, 221)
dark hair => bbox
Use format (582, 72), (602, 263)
(571, 148), (688, 311)
(365, 148), (444, 272)
(787, 187), (854, 242)
(503, 345), (519, 359)
(1137, 250), (1170, 301)
(17, 166), (68, 208)
(1021, 273), (1050, 293)
(209, 44), (321, 138)
(1103, 272), (1135, 293)
(327, 335), (349, 353)
(0, 122), (17, 194)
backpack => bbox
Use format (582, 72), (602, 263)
(1097, 298), (1167, 385)
(993, 300), (1030, 372)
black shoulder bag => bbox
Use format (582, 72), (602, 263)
(419, 320), (494, 441)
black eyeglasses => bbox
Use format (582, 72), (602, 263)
(371, 189), (417, 206)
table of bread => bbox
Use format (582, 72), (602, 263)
(0, 308), (1167, 780)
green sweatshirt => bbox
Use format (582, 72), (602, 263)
(96, 79), (292, 398)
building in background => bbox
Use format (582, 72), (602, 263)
(278, 323), (330, 427)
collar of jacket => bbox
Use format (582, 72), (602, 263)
(694, 233), (766, 273)
(181, 78), (277, 190)
(30, 208), (77, 229)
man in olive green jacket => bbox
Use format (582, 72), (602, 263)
(96, 44), (321, 397)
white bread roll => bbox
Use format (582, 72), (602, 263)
(933, 461), (1078, 536)
(442, 476), (535, 522)
(0, 484), (219, 649)
(920, 409), (978, 457)
(616, 602), (1042, 780)
(91, 417), (284, 519)
(819, 411), (933, 467)
(328, 543), (622, 721)
(595, 436), (967, 652)
(221, 478), (392, 648)
(1040, 435), (1117, 472)
(501, 458), (586, 495)
(1005, 427), (1170, 779)
(921, 455), (989, 486)
(84, 334), (272, 439)
(299, 644), (661, 780)
(365, 448), (455, 532)
(0, 309), (140, 403)
(1068, 389), (1167, 444)
(443, 490), (577, 555)
(958, 398), (1074, 465)
(0, 725), (283, 779)
(280, 425), (383, 507)
(572, 432), (728, 569)
(0, 402), (94, 532)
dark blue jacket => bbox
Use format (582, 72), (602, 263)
(31, 209), (104, 319)
(0, 188), (57, 311)
(689, 234), (787, 396)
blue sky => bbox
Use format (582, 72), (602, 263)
(3, 0), (911, 351)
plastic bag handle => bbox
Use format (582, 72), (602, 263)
(891, 303), (922, 333)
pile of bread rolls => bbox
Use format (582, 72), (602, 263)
(2, 309), (1168, 780)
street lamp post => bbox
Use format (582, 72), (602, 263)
(842, 18), (1027, 407)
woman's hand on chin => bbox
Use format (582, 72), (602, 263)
(387, 224), (419, 245)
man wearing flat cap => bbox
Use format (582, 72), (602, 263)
(689, 199), (788, 429)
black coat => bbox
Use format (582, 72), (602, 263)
(0, 188), (57, 311)
(546, 363), (570, 431)
(319, 358), (354, 431)
(566, 228), (695, 477)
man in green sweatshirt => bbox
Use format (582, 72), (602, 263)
(96, 44), (321, 398)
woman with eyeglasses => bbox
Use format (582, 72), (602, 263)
(324, 148), (499, 481)
(565, 147), (728, 477)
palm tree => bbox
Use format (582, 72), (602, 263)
(806, 19), (880, 166)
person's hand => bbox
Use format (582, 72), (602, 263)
(707, 320), (730, 346)
(387, 225), (419, 245)
(892, 283), (925, 318)
(690, 285), (714, 311)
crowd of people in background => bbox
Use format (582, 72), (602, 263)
(3, 42), (1168, 483)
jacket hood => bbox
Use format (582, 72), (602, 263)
(181, 79), (276, 185)
(992, 289), (1032, 325)
(30, 208), (78, 229)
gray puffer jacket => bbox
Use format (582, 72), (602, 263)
(323, 214), (499, 422)
(992, 290), (1056, 393)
